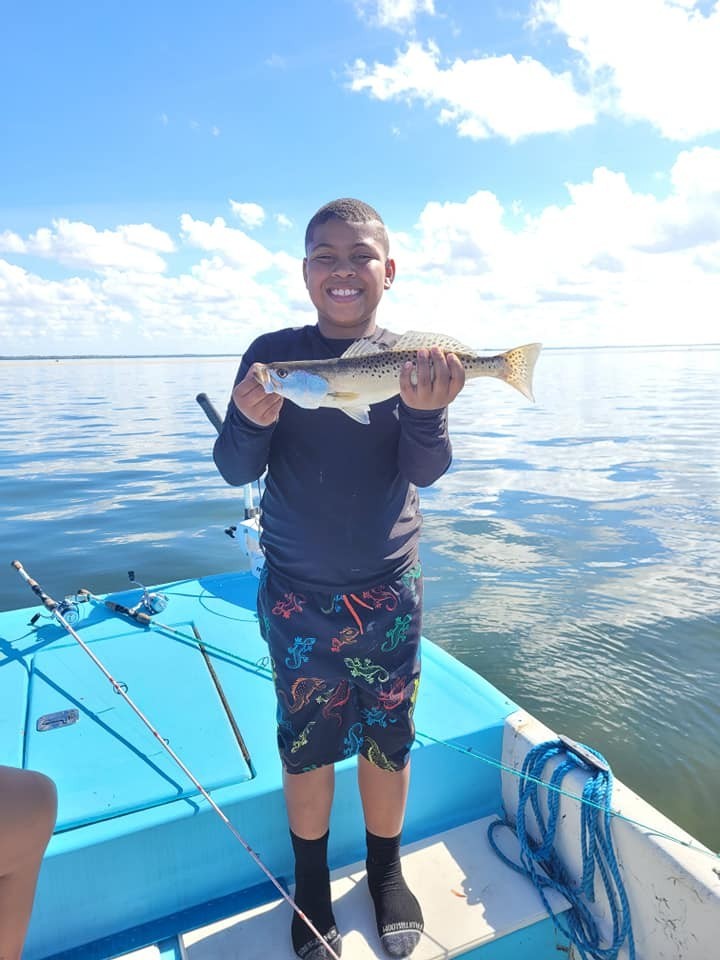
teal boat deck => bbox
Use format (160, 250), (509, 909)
(1, 571), (530, 960)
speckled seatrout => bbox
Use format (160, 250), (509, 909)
(253, 331), (541, 424)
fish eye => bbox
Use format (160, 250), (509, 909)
(275, 368), (289, 379)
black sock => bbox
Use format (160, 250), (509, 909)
(366, 830), (423, 958)
(290, 830), (342, 960)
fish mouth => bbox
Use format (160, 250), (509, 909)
(252, 364), (272, 391)
(261, 366), (293, 395)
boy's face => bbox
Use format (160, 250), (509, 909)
(303, 218), (395, 339)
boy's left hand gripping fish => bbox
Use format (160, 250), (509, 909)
(252, 330), (542, 424)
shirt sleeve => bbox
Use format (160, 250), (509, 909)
(212, 345), (277, 487)
(396, 400), (452, 488)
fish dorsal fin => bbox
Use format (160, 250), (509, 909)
(392, 330), (476, 355)
(340, 338), (384, 359)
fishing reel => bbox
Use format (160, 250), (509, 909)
(127, 571), (168, 616)
(57, 594), (90, 626)
(28, 592), (89, 628)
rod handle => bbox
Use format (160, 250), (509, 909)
(105, 599), (152, 624)
(78, 589), (152, 625)
(11, 560), (58, 610)
(196, 393), (224, 435)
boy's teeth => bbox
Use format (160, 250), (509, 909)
(331, 288), (358, 297)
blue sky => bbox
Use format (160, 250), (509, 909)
(1, 0), (719, 355)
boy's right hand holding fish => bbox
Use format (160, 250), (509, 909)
(232, 362), (284, 427)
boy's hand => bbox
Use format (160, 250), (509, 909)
(232, 363), (284, 427)
(399, 347), (466, 410)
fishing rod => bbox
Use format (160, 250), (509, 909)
(76, 587), (272, 679)
(192, 622), (253, 769)
(75, 585), (255, 770)
(11, 560), (341, 960)
(196, 391), (224, 433)
(196, 392), (261, 527)
(416, 729), (720, 862)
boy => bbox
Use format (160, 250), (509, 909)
(213, 198), (465, 959)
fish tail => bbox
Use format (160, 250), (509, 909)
(500, 343), (542, 402)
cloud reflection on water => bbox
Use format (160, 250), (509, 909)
(1, 348), (719, 846)
(421, 346), (720, 846)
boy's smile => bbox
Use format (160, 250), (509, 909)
(303, 218), (395, 339)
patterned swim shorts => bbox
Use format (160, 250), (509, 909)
(257, 563), (423, 774)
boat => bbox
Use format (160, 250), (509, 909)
(2, 396), (718, 960)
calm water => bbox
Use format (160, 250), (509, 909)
(1, 347), (719, 850)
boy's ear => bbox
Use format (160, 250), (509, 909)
(302, 257), (308, 287)
(384, 258), (396, 290)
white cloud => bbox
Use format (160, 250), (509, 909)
(275, 213), (293, 229)
(355, 0), (435, 30)
(0, 258), (134, 347)
(1, 149), (719, 354)
(0, 220), (174, 273)
(349, 41), (595, 141)
(229, 200), (266, 228)
(350, 2), (720, 142)
(0, 242), (304, 356)
(384, 146), (720, 347)
(179, 214), (274, 272)
(532, 0), (720, 139)
(640, 146), (720, 250)
(0, 259), (95, 310)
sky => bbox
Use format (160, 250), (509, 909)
(1, 0), (719, 355)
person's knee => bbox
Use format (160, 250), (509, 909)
(0, 769), (57, 876)
(22, 771), (58, 842)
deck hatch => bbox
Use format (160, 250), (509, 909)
(25, 626), (253, 831)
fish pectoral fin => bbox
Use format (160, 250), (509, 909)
(338, 405), (371, 425)
(340, 338), (384, 359)
(327, 390), (371, 423)
(327, 390), (361, 400)
(393, 330), (476, 354)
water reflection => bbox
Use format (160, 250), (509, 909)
(1, 348), (719, 847)
(420, 347), (720, 847)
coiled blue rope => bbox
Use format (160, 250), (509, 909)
(488, 738), (635, 960)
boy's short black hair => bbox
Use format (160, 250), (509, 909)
(305, 198), (389, 253)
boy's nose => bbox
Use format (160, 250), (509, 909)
(331, 260), (356, 277)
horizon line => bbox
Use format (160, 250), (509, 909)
(1, 342), (720, 361)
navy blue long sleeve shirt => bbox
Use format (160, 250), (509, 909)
(213, 324), (452, 593)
